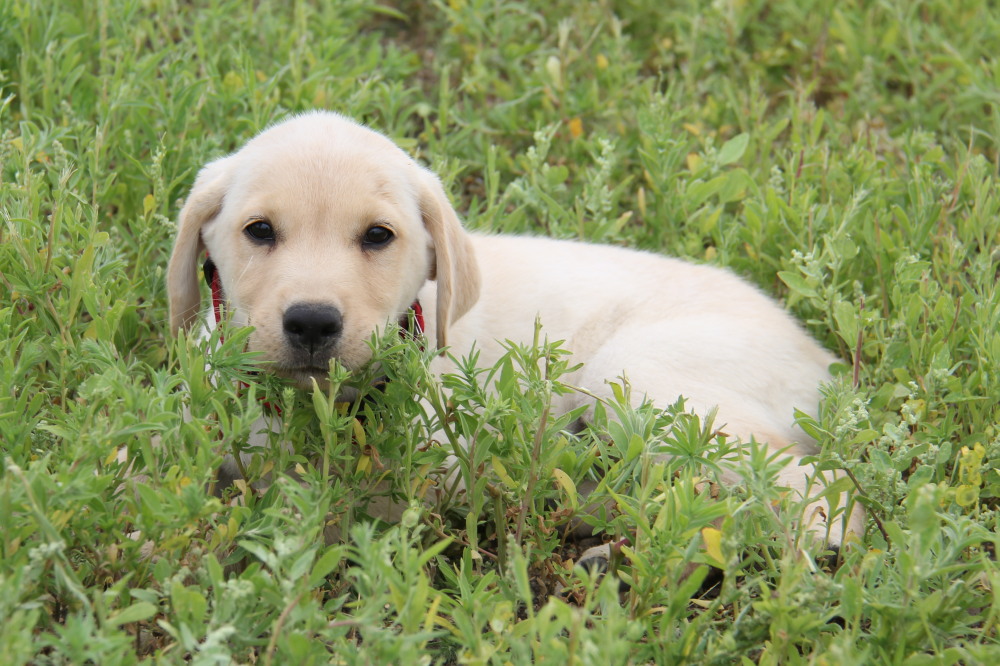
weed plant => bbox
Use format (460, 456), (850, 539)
(2, 0), (999, 662)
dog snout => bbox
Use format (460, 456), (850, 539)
(282, 303), (343, 353)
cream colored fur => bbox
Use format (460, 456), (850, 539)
(167, 111), (863, 546)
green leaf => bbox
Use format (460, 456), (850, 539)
(833, 299), (860, 346)
(170, 583), (207, 625)
(686, 175), (725, 207)
(546, 165), (569, 187)
(718, 168), (751, 202)
(777, 271), (819, 299)
(109, 601), (158, 627)
(625, 433), (645, 463)
(845, 428), (879, 446)
(717, 132), (749, 165)
(815, 475), (855, 501)
(309, 546), (345, 587)
(794, 408), (830, 440)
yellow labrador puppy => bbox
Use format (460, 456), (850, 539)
(167, 111), (863, 551)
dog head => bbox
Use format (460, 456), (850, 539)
(167, 111), (481, 387)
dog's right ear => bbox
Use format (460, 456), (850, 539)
(167, 157), (233, 334)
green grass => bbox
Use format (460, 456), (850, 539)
(2, 0), (1000, 662)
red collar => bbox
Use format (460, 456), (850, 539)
(207, 256), (225, 332)
(406, 299), (426, 339)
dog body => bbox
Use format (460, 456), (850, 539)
(423, 232), (837, 452)
(168, 111), (862, 544)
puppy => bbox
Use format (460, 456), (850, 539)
(167, 111), (863, 551)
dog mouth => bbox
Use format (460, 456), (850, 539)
(288, 364), (330, 374)
(265, 361), (332, 389)
(277, 364), (331, 382)
(275, 349), (338, 377)
(272, 364), (379, 404)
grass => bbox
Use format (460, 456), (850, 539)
(2, 0), (999, 662)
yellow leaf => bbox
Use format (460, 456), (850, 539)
(682, 122), (702, 136)
(701, 527), (725, 567)
(143, 193), (155, 215)
(568, 116), (584, 139)
(416, 477), (434, 497)
(434, 614), (460, 636)
(492, 455), (516, 488)
(551, 468), (578, 509)
(222, 71), (244, 92)
(351, 418), (366, 447)
(545, 55), (562, 89)
(841, 529), (862, 548)
(612, 210), (632, 233)
(686, 152), (702, 172)
(51, 509), (75, 529)
(423, 593), (443, 633)
(955, 485), (978, 508)
(595, 53), (609, 70)
(413, 464), (435, 497)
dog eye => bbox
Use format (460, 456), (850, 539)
(244, 220), (275, 243)
(362, 225), (394, 247)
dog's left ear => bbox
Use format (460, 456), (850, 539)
(418, 170), (481, 348)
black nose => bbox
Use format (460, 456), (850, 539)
(283, 303), (343, 352)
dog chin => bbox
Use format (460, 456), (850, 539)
(271, 366), (363, 403)
(275, 366), (333, 390)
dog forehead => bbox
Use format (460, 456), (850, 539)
(244, 112), (407, 163)
(226, 115), (423, 219)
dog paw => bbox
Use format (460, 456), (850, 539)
(575, 543), (616, 574)
(569, 539), (632, 595)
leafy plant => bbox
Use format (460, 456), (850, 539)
(2, 0), (999, 662)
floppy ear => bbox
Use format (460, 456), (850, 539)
(167, 157), (233, 334)
(419, 170), (481, 349)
